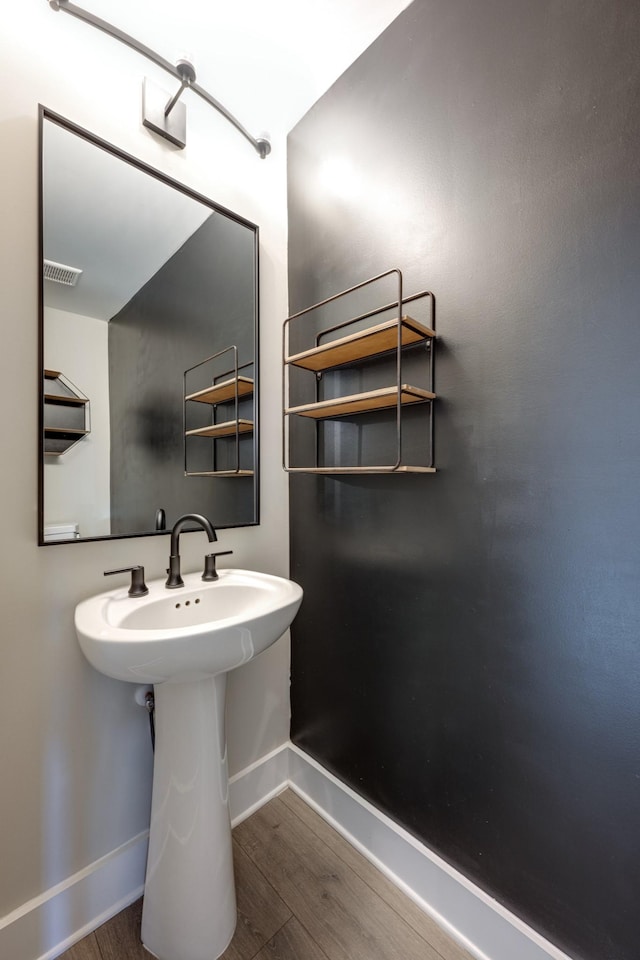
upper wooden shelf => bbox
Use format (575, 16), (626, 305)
(286, 384), (435, 420)
(185, 419), (254, 439)
(185, 376), (254, 406)
(286, 316), (435, 372)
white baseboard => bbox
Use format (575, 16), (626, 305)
(286, 744), (575, 960)
(0, 743), (291, 960)
(0, 743), (574, 960)
(228, 742), (290, 827)
(0, 831), (148, 960)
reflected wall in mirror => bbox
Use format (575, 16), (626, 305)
(39, 109), (259, 545)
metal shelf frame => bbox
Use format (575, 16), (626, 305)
(43, 369), (91, 456)
(184, 346), (254, 477)
(283, 268), (436, 475)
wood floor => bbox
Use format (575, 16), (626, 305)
(59, 789), (474, 960)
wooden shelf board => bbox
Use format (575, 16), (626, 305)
(286, 316), (435, 372)
(286, 466), (436, 474)
(44, 369), (61, 379)
(286, 384), (435, 420)
(44, 393), (88, 406)
(44, 436), (85, 455)
(186, 376), (254, 406)
(185, 419), (254, 439)
(185, 470), (254, 478)
(44, 427), (88, 436)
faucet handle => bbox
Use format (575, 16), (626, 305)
(202, 551), (233, 582)
(104, 565), (149, 598)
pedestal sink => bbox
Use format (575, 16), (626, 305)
(75, 568), (303, 960)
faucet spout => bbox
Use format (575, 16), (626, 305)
(166, 514), (217, 589)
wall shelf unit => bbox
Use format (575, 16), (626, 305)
(184, 347), (254, 477)
(283, 269), (436, 474)
(43, 369), (90, 456)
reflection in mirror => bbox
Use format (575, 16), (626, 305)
(39, 109), (259, 544)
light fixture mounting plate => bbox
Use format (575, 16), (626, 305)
(142, 78), (187, 149)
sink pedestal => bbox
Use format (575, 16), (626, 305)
(141, 675), (236, 960)
(75, 568), (303, 959)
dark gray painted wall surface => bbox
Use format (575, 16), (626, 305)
(287, 2), (640, 958)
(109, 212), (257, 534)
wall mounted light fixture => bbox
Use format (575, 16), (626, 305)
(48, 0), (271, 158)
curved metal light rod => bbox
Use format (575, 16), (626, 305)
(48, 0), (271, 158)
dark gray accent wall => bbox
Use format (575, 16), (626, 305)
(109, 212), (256, 534)
(287, 2), (640, 959)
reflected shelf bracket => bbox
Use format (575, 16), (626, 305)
(47, 0), (272, 157)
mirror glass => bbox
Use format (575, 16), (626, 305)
(39, 110), (259, 544)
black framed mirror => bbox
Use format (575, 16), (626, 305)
(38, 108), (259, 544)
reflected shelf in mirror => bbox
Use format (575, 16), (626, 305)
(184, 348), (255, 480)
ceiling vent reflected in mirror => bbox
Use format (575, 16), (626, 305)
(44, 259), (83, 286)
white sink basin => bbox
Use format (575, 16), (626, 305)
(74, 567), (302, 960)
(75, 568), (303, 684)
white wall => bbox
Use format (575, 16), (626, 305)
(44, 307), (111, 538)
(0, 0), (289, 939)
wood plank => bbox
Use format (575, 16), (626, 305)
(286, 384), (435, 420)
(286, 317), (434, 372)
(77, 844), (292, 960)
(55, 932), (103, 960)
(94, 897), (148, 960)
(222, 841), (292, 960)
(253, 917), (330, 960)
(279, 790), (475, 960)
(44, 427), (88, 436)
(285, 466), (436, 474)
(56, 792), (471, 960)
(186, 376), (254, 405)
(186, 419), (253, 439)
(44, 393), (88, 406)
(185, 470), (254, 478)
(234, 795), (443, 960)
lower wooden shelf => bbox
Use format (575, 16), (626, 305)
(185, 470), (254, 478)
(285, 465), (436, 474)
(185, 419), (253, 439)
(44, 427), (89, 456)
(286, 384), (435, 420)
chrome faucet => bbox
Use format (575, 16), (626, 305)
(165, 514), (217, 589)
